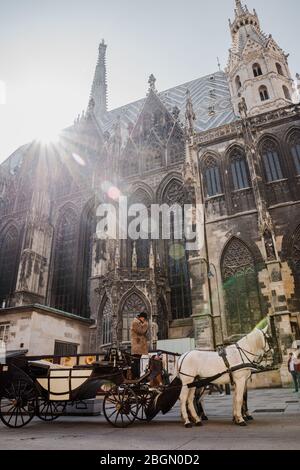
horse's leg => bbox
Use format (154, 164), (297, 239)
(198, 388), (208, 421)
(187, 388), (202, 426)
(233, 377), (247, 426)
(242, 386), (254, 421)
(180, 386), (192, 428)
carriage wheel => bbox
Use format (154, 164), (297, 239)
(103, 386), (138, 428)
(0, 379), (37, 428)
(136, 390), (156, 422)
(37, 400), (67, 422)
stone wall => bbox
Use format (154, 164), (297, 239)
(0, 306), (92, 355)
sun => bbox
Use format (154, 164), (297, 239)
(35, 126), (61, 145)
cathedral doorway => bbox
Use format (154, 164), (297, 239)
(120, 291), (149, 343)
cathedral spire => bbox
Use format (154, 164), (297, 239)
(235, 0), (245, 16)
(89, 39), (108, 118)
(227, 0), (294, 116)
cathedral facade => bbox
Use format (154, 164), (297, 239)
(1, 1), (300, 384)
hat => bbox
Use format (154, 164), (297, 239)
(137, 312), (148, 320)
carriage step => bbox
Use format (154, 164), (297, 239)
(253, 408), (285, 413)
(64, 399), (102, 416)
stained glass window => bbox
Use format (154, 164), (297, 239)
(52, 210), (78, 314)
(0, 226), (19, 307)
(221, 238), (264, 336)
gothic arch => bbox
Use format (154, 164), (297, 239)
(200, 153), (224, 198)
(128, 183), (154, 204)
(118, 288), (151, 343)
(224, 143), (246, 162)
(221, 237), (265, 337)
(285, 128), (300, 176)
(198, 150), (220, 169)
(97, 294), (113, 346)
(258, 135), (285, 183)
(283, 126), (300, 144)
(54, 201), (80, 226)
(257, 134), (281, 151)
(282, 223), (300, 312)
(225, 145), (251, 191)
(156, 173), (183, 204)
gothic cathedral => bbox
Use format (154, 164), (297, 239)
(0, 1), (300, 385)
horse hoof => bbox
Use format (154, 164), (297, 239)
(202, 415), (209, 421)
(237, 421), (247, 427)
(185, 423), (193, 429)
(246, 415), (254, 421)
(195, 421), (203, 427)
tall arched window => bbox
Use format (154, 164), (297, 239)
(276, 63), (284, 76)
(0, 226), (20, 307)
(163, 179), (192, 320)
(52, 210), (78, 314)
(289, 225), (300, 311)
(80, 208), (95, 317)
(253, 63), (263, 77)
(101, 298), (113, 345)
(230, 151), (250, 190)
(157, 298), (168, 340)
(289, 133), (300, 175)
(261, 140), (283, 182)
(127, 189), (151, 269)
(121, 292), (148, 342)
(203, 157), (223, 197)
(283, 86), (291, 101)
(259, 85), (269, 102)
(221, 238), (264, 337)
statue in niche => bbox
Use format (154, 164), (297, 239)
(238, 97), (248, 119)
(264, 230), (276, 261)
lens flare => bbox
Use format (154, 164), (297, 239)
(72, 153), (86, 166)
(169, 243), (185, 261)
(101, 181), (121, 201)
(36, 128), (60, 145)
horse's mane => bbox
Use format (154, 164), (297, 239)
(237, 328), (264, 354)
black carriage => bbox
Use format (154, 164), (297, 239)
(0, 349), (181, 429)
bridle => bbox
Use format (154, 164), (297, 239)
(235, 329), (275, 369)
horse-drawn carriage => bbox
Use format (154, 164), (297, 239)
(0, 319), (277, 429)
(0, 348), (181, 429)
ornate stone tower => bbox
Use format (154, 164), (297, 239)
(227, 0), (295, 116)
(89, 39), (108, 119)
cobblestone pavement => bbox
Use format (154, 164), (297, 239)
(0, 388), (299, 450)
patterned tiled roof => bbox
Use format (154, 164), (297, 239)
(99, 71), (237, 136)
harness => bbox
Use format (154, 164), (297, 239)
(217, 346), (235, 386)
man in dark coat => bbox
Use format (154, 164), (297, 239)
(131, 312), (149, 379)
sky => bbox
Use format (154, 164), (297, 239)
(0, 0), (299, 163)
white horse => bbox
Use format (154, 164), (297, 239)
(178, 323), (272, 428)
